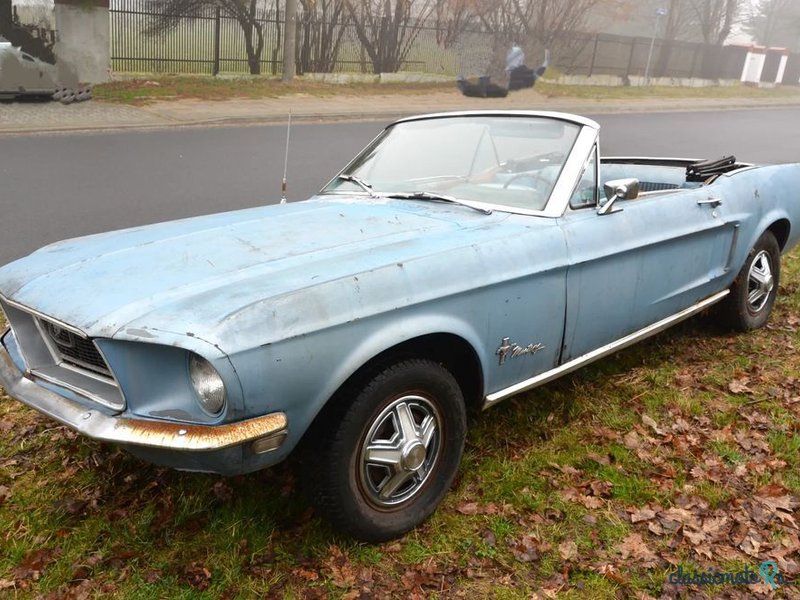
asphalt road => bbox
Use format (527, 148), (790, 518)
(1, 107), (799, 265)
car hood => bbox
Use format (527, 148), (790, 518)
(0, 197), (542, 350)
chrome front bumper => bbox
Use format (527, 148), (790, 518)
(0, 332), (287, 453)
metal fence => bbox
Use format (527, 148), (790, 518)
(111, 1), (281, 74)
(562, 33), (751, 81)
(109, 0), (799, 83)
(110, 0), (457, 75)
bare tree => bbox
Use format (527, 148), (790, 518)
(297, 0), (348, 73)
(653, 0), (697, 76)
(513, 0), (601, 49)
(146, 0), (266, 75)
(344, 0), (435, 73)
(661, 0), (694, 41)
(745, 0), (800, 48)
(686, 0), (742, 44)
(458, 0), (601, 77)
(432, 0), (476, 48)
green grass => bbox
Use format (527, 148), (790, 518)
(1, 248), (800, 597)
(536, 80), (800, 101)
(90, 75), (800, 106)
(93, 76), (455, 104)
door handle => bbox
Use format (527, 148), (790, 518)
(697, 196), (722, 207)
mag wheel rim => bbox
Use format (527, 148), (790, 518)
(357, 394), (442, 509)
(746, 250), (774, 313)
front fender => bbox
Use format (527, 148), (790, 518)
(228, 301), (488, 459)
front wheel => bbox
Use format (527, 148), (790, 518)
(305, 359), (467, 542)
(717, 231), (780, 331)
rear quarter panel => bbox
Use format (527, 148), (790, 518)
(712, 164), (800, 280)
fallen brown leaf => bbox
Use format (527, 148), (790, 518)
(618, 533), (657, 564)
(739, 532), (762, 557)
(586, 452), (611, 465)
(295, 569), (319, 582)
(630, 508), (657, 524)
(596, 564), (627, 585)
(472, 527), (493, 549)
(181, 562), (212, 591)
(510, 534), (540, 563)
(558, 540), (578, 561)
(642, 414), (665, 436)
(728, 378), (752, 394)
(681, 528), (707, 546)
(455, 502), (479, 515)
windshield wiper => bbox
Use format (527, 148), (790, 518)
(386, 191), (493, 215)
(337, 174), (376, 197)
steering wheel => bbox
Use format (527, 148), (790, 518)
(502, 172), (552, 190)
(502, 151), (565, 173)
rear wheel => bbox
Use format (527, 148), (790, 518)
(717, 231), (780, 331)
(305, 359), (466, 542)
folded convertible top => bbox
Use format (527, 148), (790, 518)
(686, 155), (737, 182)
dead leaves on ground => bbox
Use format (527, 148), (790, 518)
(2, 308), (800, 597)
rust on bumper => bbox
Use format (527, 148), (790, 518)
(0, 338), (287, 452)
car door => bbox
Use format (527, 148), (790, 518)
(559, 148), (737, 362)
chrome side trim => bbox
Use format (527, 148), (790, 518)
(0, 345), (287, 452)
(29, 367), (121, 412)
(483, 290), (729, 408)
(603, 156), (754, 170)
(602, 156), (703, 165)
(543, 125), (599, 218)
(724, 224), (741, 273)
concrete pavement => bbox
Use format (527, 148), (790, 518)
(3, 86), (800, 134)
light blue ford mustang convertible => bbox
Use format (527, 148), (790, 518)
(1, 111), (799, 541)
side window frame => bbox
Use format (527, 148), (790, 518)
(569, 143), (599, 210)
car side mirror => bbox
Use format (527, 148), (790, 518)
(598, 178), (640, 215)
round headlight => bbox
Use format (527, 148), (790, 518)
(189, 354), (226, 415)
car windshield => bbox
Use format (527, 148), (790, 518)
(321, 116), (581, 212)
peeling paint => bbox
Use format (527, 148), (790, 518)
(126, 328), (154, 339)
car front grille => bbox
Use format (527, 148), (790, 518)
(39, 320), (112, 378)
(0, 296), (124, 411)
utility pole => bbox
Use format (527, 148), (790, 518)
(644, 7), (667, 85)
(282, 0), (297, 81)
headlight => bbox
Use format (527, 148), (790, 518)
(188, 354), (226, 415)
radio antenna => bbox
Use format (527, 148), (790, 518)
(280, 110), (292, 205)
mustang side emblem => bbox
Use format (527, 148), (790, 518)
(496, 337), (546, 365)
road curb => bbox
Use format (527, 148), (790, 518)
(2, 97), (800, 135)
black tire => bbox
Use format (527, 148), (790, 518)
(717, 231), (780, 331)
(60, 89), (75, 105)
(305, 359), (467, 542)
